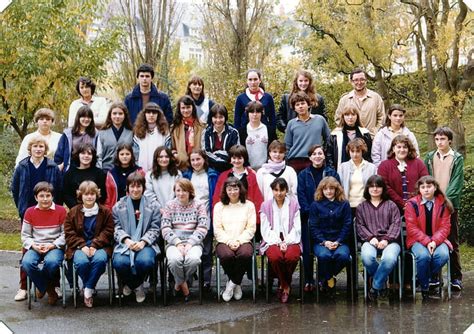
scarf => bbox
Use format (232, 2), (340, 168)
(260, 160), (286, 175)
(81, 203), (99, 217)
(123, 196), (145, 274)
(245, 87), (264, 102)
(183, 117), (196, 154)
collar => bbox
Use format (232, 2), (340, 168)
(213, 126), (226, 135)
(348, 89), (372, 100)
(35, 203), (56, 210)
(232, 168), (248, 177)
(80, 97), (95, 105)
(388, 126), (403, 134)
(247, 122), (265, 131)
(420, 198), (434, 206)
(350, 159), (366, 169)
(395, 158), (407, 172)
(436, 149), (454, 159)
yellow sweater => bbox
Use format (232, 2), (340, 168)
(213, 200), (256, 245)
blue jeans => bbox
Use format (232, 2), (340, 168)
(113, 246), (156, 290)
(411, 242), (449, 290)
(313, 244), (350, 282)
(73, 249), (108, 289)
(22, 248), (64, 293)
(361, 242), (400, 290)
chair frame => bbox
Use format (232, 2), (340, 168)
(263, 253), (304, 303)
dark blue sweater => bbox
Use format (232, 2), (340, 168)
(124, 84), (173, 124)
(309, 199), (352, 245)
(233, 92), (276, 131)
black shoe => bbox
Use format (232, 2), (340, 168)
(451, 279), (463, 291)
(368, 288), (378, 302)
(421, 290), (430, 301)
(378, 288), (388, 298)
(203, 282), (212, 293)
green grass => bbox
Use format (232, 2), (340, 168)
(0, 232), (21, 251)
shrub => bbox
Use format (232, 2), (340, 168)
(459, 165), (474, 245)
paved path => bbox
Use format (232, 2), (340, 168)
(1, 251), (473, 333)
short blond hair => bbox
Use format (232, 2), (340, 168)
(27, 136), (49, 156)
(76, 181), (101, 203)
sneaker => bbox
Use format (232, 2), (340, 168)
(84, 295), (93, 308)
(123, 284), (132, 297)
(55, 287), (63, 299)
(451, 279), (463, 291)
(135, 285), (146, 303)
(327, 276), (337, 289)
(429, 279), (440, 288)
(222, 280), (235, 302)
(14, 289), (27, 301)
(233, 284), (243, 300)
(368, 288), (378, 302)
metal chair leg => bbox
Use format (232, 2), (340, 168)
(314, 256), (319, 303)
(61, 261), (67, 308)
(199, 261), (203, 305)
(216, 256), (221, 302)
(73, 263), (77, 308)
(299, 255), (304, 304)
(252, 253), (256, 303)
(27, 275), (32, 310)
(107, 258), (113, 306)
(265, 255), (270, 303)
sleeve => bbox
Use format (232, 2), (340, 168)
(143, 172), (158, 203)
(96, 133), (104, 169)
(384, 202), (401, 242)
(21, 211), (34, 249)
(233, 97), (244, 130)
(91, 208), (115, 249)
(287, 167), (298, 197)
(276, 94), (288, 132)
(63, 171), (77, 209)
(355, 204), (372, 242)
(163, 95), (173, 125)
(309, 203), (325, 244)
(376, 96), (385, 132)
(431, 204), (451, 246)
(237, 202), (257, 244)
(97, 169), (107, 204)
(260, 210), (279, 246)
(321, 119), (331, 150)
(284, 123), (293, 154)
(68, 102), (77, 128)
(286, 209), (301, 245)
(316, 95), (328, 121)
(54, 134), (67, 165)
(405, 201), (431, 247)
(377, 163), (405, 209)
(336, 201), (353, 244)
(15, 137), (29, 167)
(104, 172), (117, 210)
(160, 205), (181, 245)
(371, 132), (383, 167)
(334, 97), (344, 127)
(64, 209), (86, 250)
(52, 210), (66, 248)
(213, 202), (232, 245)
(297, 172), (309, 215)
(11, 166), (20, 209)
(112, 205), (131, 244)
(140, 206), (161, 247)
(211, 173), (225, 211)
(445, 156), (464, 206)
(52, 166), (63, 205)
(266, 95), (276, 130)
(188, 202), (209, 246)
(132, 136), (140, 165)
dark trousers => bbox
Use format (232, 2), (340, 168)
(448, 209), (462, 280)
(216, 243), (253, 285)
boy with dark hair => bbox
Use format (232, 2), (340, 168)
(124, 63), (173, 124)
(21, 182), (66, 305)
(424, 126), (464, 290)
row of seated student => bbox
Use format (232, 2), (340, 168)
(11, 66), (463, 304)
(19, 170), (452, 307)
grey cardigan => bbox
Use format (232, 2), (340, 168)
(112, 195), (161, 255)
(97, 127), (133, 171)
(338, 160), (377, 200)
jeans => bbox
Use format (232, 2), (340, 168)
(361, 242), (400, 290)
(22, 248), (64, 293)
(73, 249), (108, 289)
(411, 242), (449, 290)
(313, 244), (350, 282)
(166, 245), (202, 285)
(113, 246), (156, 290)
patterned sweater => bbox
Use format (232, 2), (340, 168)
(161, 198), (209, 246)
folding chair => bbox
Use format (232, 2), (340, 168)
(263, 253), (304, 303)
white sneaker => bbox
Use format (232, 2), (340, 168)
(222, 280), (235, 302)
(233, 284), (242, 300)
(123, 284), (132, 296)
(14, 289), (27, 301)
(135, 285), (146, 303)
(55, 287), (63, 298)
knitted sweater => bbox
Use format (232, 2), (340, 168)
(21, 204), (66, 250)
(355, 200), (401, 242)
(161, 198), (209, 247)
(144, 170), (181, 208)
(285, 115), (330, 160)
(213, 200), (256, 245)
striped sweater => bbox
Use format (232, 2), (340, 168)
(161, 198), (209, 246)
(21, 204), (66, 249)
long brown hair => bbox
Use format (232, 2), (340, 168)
(151, 146), (179, 178)
(133, 102), (169, 139)
(315, 176), (345, 201)
(72, 106), (96, 137)
(102, 102), (132, 130)
(387, 135), (417, 160)
(415, 175), (453, 213)
(290, 69), (318, 108)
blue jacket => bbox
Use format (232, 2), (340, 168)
(202, 124), (240, 172)
(11, 157), (62, 218)
(124, 84), (173, 124)
(233, 92), (276, 131)
(182, 167), (219, 210)
(297, 165), (340, 216)
(54, 128), (98, 172)
(309, 199), (352, 245)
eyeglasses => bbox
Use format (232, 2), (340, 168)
(351, 78), (367, 83)
(226, 184), (239, 190)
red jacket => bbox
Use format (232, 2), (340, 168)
(212, 167), (264, 224)
(377, 158), (428, 210)
(104, 168), (145, 210)
(405, 194), (452, 250)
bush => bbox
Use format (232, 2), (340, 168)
(459, 165), (474, 245)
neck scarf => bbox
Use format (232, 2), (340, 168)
(245, 87), (264, 102)
(123, 196), (145, 274)
(260, 160), (286, 175)
(81, 203), (99, 217)
(183, 117), (196, 154)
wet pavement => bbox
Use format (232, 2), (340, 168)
(0, 251), (472, 333)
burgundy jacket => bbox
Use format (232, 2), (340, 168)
(405, 194), (452, 250)
(377, 158), (428, 210)
(64, 204), (114, 260)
